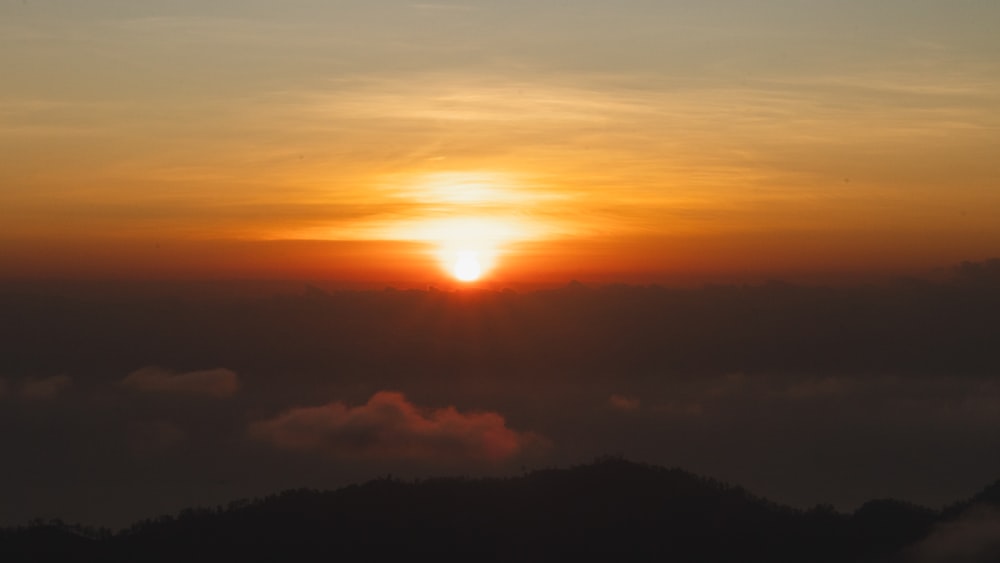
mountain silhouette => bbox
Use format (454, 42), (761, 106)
(3, 457), (995, 562)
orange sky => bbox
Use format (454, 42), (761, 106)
(3, 1), (999, 284)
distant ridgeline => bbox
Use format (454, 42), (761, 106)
(3, 457), (999, 563)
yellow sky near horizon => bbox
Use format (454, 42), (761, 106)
(2, 1), (999, 283)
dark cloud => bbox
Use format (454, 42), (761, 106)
(648, 372), (1000, 425)
(19, 374), (72, 399)
(609, 394), (640, 412)
(122, 367), (239, 398)
(250, 391), (543, 462)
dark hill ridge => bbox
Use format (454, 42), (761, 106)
(3, 457), (994, 562)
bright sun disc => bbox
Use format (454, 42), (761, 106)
(453, 251), (482, 282)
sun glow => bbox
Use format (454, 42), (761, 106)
(289, 170), (570, 282)
(452, 250), (483, 282)
(419, 217), (519, 281)
(386, 214), (541, 282)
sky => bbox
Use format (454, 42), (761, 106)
(2, 0), (1000, 284)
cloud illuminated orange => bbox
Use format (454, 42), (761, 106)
(250, 391), (542, 462)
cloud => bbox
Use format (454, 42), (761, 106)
(122, 367), (239, 398)
(609, 394), (640, 412)
(691, 372), (1000, 421)
(250, 391), (542, 462)
(20, 375), (72, 400)
(907, 505), (1000, 563)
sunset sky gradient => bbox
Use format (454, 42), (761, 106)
(3, 0), (999, 283)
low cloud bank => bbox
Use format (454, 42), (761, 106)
(609, 394), (640, 412)
(643, 372), (1000, 426)
(20, 375), (72, 399)
(122, 367), (239, 398)
(251, 391), (542, 462)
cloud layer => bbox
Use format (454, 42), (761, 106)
(122, 367), (239, 398)
(609, 394), (640, 412)
(19, 375), (72, 399)
(251, 391), (539, 462)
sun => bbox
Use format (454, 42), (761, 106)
(358, 170), (564, 282)
(410, 217), (514, 282)
(452, 250), (483, 282)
